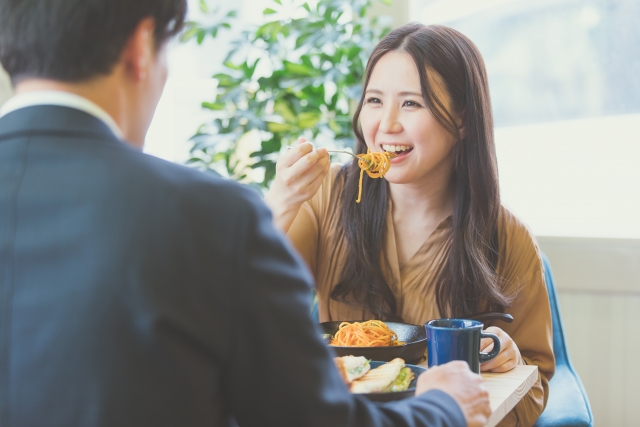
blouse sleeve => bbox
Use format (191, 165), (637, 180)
(287, 202), (320, 275)
(494, 209), (556, 427)
(286, 163), (342, 277)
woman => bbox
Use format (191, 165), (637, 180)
(264, 23), (554, 427)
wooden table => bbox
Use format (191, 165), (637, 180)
(417, 362), (538, 427)
(482, 365), (538, 427)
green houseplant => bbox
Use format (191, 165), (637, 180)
(183, 0), (392, 190)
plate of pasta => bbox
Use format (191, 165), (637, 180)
(320, 320), (427, 364)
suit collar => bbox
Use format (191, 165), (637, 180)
(0, 91), (124, 139)
(0, 105), (125, 145)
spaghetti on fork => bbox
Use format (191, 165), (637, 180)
(356, 149), (396, 203)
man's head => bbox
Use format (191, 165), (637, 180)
(0, 0), (187, 145)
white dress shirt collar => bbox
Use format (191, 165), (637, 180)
(0, 90), (124, 139)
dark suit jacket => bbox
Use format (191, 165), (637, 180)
(0, 105), (465, 427)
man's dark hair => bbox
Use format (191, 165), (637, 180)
(0, 0), (187, 83)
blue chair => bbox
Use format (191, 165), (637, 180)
(533, 253), (593, 427)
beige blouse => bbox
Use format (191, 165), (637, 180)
(288, 164), (555, 427)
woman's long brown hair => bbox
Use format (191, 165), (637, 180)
(331, 23), (512, 320)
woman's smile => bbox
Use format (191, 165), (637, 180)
(380, 143), (414, 162)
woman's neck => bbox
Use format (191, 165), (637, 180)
(387, 170), (455, 268)
(388, 172), (455, 226)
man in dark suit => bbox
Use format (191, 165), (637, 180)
(0, 1), (490, 426)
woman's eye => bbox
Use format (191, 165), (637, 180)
(403, 100), (423, 108)
(366, 97), (381, 104)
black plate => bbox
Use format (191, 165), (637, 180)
(321, 321), (427, 365)
(358, 361), (426, 402)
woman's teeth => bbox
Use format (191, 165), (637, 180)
(382, 144), (413, 153)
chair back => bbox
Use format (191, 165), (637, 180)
(535, 252), (594, 427)
(541, 252), (569, 366)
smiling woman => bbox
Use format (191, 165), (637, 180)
(264, 22), (554, 427)
(335, 25), (504, 321)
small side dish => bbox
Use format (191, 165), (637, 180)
(334, 356), (415, 394)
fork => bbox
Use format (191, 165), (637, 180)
(284, 145), (359, 159)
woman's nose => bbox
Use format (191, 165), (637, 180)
(379, 108), (402, 134)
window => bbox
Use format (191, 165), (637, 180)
(414, 0), (640, 238)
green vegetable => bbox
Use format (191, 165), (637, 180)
(385, 367), (414, 392)
(352, 360), (371, 376)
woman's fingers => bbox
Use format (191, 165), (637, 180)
(278, 141), (314, 169)
(302, 149), (330, 182)
(480, 339), (494, 352)
(480, 327), (520, 373)
(296, 151), (330, 195)
(274, 145), (329, 205)
(302, 161), (330, 197)
(282, 147), (329, 186)
(480, 326), (502, 353)
(480, 348), (516, 372)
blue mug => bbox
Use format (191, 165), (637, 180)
(425, 319), (501, 374)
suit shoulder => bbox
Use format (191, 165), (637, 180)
(113, 148), (267, 223)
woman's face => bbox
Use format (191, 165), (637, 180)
(359, 50), (459, 187)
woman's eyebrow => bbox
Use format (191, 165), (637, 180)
(365, 89), (423, 97)
(398, 91), (423, 97)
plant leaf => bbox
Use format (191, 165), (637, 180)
(297, 111), (321, 129)
(182, 0), (387, 188)
(283, 61), (315, 77)
(223, 61), (241, 71)
(202, 101), (226, 110)
(180, 26), (200, 42)
(266, 122), (292, 133)
(273, 100), (296, 122)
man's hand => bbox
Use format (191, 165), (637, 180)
(416, 361), (491, 427)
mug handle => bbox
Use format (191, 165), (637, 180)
(479, 332), (501, 363)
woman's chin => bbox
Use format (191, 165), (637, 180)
(383, 171), (410, 185)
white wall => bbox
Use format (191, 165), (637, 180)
(496, 114), (640, 239)
(540, 237), (640, 426)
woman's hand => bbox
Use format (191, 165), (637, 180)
(263, 137), (330, 233)
(480, 326), (521, 373)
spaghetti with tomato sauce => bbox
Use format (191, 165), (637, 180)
(330, 320), (404, 347)
(356, 149), (396, 203)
